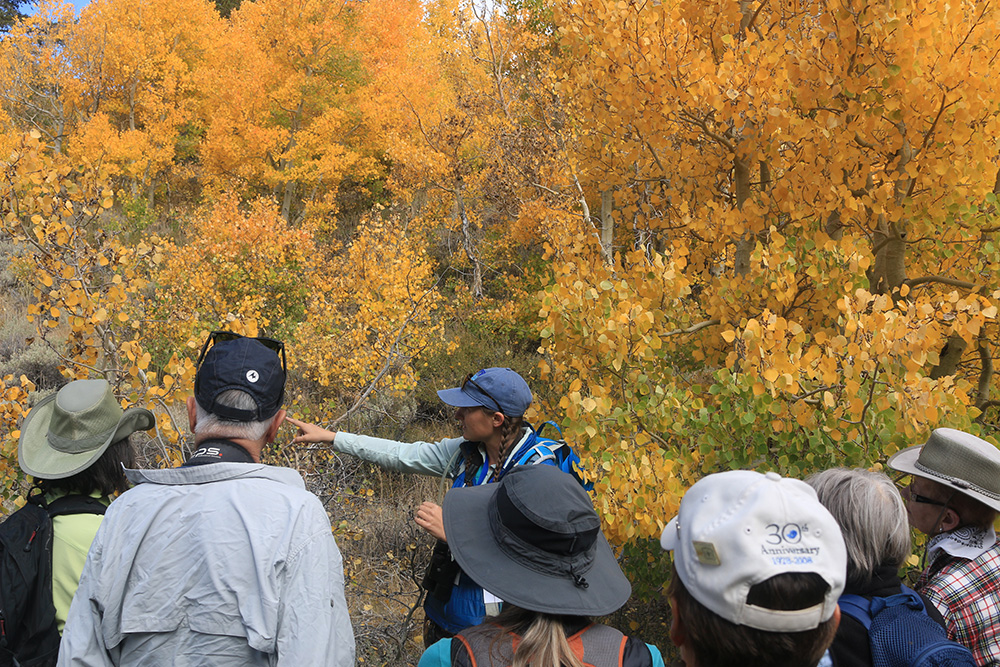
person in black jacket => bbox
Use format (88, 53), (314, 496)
(807, 467), (948, 666)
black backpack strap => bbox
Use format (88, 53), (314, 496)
(0, 499), (60, 665)
(46, 494), (108, 518)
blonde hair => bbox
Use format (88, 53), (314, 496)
(495, 606), (584, 667)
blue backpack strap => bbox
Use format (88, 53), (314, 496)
(506, 430), (557, 470)
(536, 420), (564, 441)
(837, 594), (873, 631)
(515, 444), (557, 466)
(870, 588), (925, 616)
(898, 584), (927, 612)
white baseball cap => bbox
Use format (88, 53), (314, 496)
(661, 470), (847, 632)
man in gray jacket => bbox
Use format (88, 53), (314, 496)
(58, 332), (355, 667)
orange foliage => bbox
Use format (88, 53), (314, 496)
(0, 132), (192, 468)
(540, 0), (1000, 541)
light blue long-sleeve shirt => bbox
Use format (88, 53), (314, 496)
(332, 427), (547, 482)
(333, 431), (468, 477)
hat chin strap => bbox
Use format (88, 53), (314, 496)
(738, 601), (829, 632)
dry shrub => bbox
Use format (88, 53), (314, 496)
(267, 431), (443, 666)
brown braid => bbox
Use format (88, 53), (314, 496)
(496, 414), (525, 470)
(459, 409), (525, 486)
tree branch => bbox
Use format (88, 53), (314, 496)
(327, 279), (442, 430)
(977, 338), (994, 410)
(904, 275), (986, 293)
(789, 385), (842, 402)
(663, 319), (721, 336)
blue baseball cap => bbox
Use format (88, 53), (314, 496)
(194, 336), (285, 422)
(437, 368), (532, 417)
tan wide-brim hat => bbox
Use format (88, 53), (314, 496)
(888, 428), (1000, 512)
(18, 379), (155, 480)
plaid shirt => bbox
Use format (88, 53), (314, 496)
(917, 540), (1000, 665)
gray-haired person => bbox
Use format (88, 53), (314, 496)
(58, 332), (354, 666)
(807, 468), (963, 666)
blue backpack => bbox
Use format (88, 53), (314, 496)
(510, 421), (592, 491)
(837, 586), (975, 667)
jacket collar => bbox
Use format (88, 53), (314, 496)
(125, 461), (306, 489)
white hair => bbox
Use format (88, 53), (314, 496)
(807, 467), (911, 588)
(195, 389), (274, 442)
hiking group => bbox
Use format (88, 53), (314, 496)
(1, 331), (999, 667)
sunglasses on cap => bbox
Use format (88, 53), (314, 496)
(462, 372), (504, 414)
(196, 330), (287, 372)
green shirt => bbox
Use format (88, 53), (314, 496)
(46, 491), (108, 634)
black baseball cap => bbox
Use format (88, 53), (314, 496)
(194, 335), (285, 421)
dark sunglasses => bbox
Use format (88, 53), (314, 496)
(910, 491), (949, 507)
(196, 330), (286, 372)
(899, 480), (949, 507)
(462, 373), (504, 414)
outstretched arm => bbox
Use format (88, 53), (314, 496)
(289, 415), (465, 478)
(287, 416), (337, 444)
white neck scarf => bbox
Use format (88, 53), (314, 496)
(928, 524), (997, 564)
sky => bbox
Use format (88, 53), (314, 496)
(22, 0), (90, 16)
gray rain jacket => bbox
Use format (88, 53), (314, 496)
(57, 462), (355, 667)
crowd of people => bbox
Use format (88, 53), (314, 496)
(3, 330), (1000, 667)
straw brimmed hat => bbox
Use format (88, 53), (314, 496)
(18, 379), (155, 480)
(888, 428), (1000, 512)
(442, 465), (631, 616)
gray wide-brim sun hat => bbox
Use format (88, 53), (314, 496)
(19, 379), (156, 480)
(442, 464), (632, 616)
(888, 427), (1000, 512)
